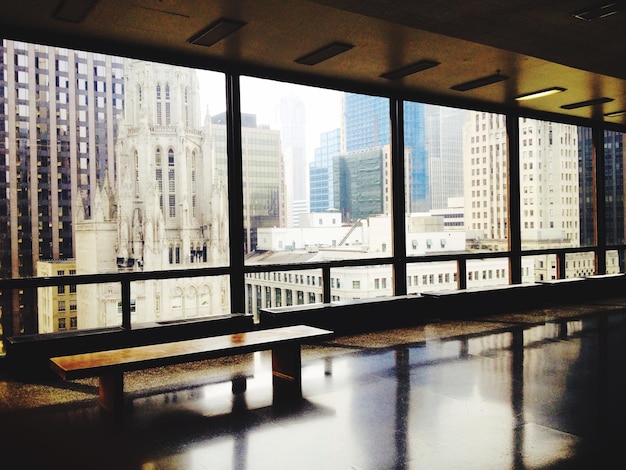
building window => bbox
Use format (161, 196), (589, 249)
(58, 318), (66, 330)
(58, 301), (66, 312)
(156, 84), (162, 125)
(352, 280), (360, 289)
(169, 195), (176, 217)
(70, 317), (78, 329)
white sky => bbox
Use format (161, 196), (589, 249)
(198, 71), (343, 162)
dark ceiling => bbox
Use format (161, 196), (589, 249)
(2, 0), (626, 126)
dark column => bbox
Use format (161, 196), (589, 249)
(506, 115), (522, 285)
(226, 73), (245, 314)
(390, 98), (407, 296)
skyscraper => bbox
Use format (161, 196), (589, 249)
(578, 128), (625, 247)
(334, 147), (389, 222)
(279, 93), (307, 226)
(463, 113), (580, 249)
(342, 94), (428, 212)
(211, 112), (285, 252)
(0, 40), (124, 335)
(424, 105), (468, 210)
(310, 128), (341, 213)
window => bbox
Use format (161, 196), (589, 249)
(58, 301), (66, 312)
(2, 38), (622, 344)
(58, 318), (67, 330)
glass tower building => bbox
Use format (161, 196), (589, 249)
(309, 128), (341, 213)
(343, 94), (428, 212)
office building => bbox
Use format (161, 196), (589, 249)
(309, 128), (341, 213)
(279, 93), (308, 226)
(0, 39), (123, 335)
(36, 259), (77, 333)
(424, 105), (468, 210)
(343, 94), (428, 212)
(579, 127), (624, 247)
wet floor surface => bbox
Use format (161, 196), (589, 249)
(2, 299), (626, 469)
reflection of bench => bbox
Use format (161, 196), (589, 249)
(50, 325), (333, 413)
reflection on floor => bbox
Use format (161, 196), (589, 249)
(2, 299), (626, 469)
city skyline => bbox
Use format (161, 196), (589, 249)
(2, 39), (624, 333)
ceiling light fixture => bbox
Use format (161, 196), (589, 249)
(380, 60), (440, 80)
(294, 42), (354, 66)
(53, 0), (99, 23)
(604, 109), (626, 117)
(573, 1), (626, 20)
(515, 87), (567, 101)
(189, 18), (247, 48)
(451, 73), (509, 92)
(560, 97), (614, 110)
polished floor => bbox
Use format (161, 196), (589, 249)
(2, 298), (626, 469)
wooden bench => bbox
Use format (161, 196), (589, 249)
(50, 325), (333, 413)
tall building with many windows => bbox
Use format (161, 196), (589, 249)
(463, 113), (580, 248)
(309, 128), (341, 213)
(211, 113), (285, 253)
(279, 93), (307, 226)
(343, 94), (428, 212)
(425, 105), (468, 210)
(578, 128), (625, 247)
(0, 40), (124, 335)
(334, 147), (388, 222)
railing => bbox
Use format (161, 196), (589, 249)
(1, 243), (624, 358)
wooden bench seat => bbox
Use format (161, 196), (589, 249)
(50, 325), (333, 413)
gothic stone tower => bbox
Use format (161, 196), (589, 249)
(76, 60), (230, 328)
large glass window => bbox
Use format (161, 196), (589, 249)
(240, 78), (391, 273)
(1, 39), (228, 339)
(1, 35), (625, 351)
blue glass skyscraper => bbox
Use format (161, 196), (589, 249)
(310, 129), (341, 212)
(343, 94), (428, 212)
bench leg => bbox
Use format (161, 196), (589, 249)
(271, 344), (302, 404)
(99, 372), (124, 413)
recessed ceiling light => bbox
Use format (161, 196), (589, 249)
(53, 0), (99, 23)
(189, 18), (247, 48)
(380, 60), (440, 80)
(604, 109), (626, 118)
(573, 1), (626, 20)
(451, 73), (509, 92)
(560, 97), (614, 110)
(294, 42), (354, 66)
(515, 87), (567, 101)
